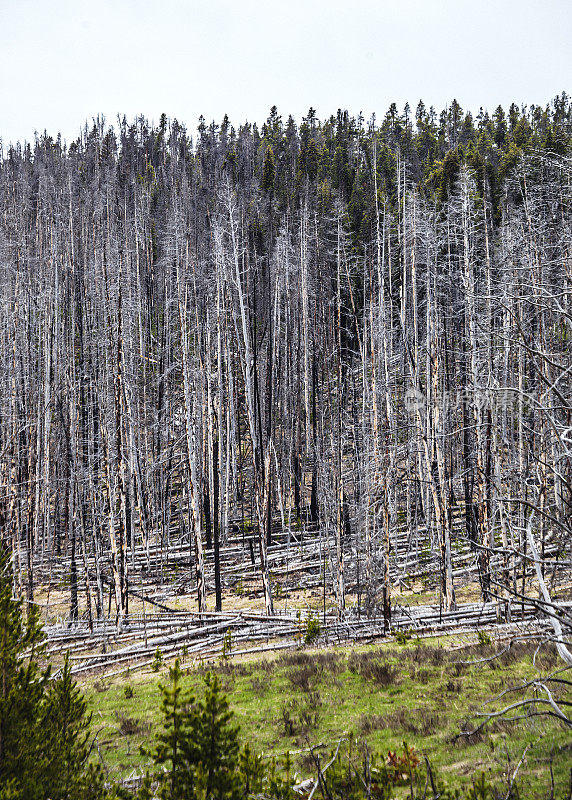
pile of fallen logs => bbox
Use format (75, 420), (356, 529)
(23, 496), (570, 677)
(39, 598), (561, 678)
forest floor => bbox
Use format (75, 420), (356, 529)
(32, 525), (571, 796)
(82, 633), (571, 798)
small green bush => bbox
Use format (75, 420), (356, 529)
(151, 647), (163, 672)
(478, 630), (492, 646)
(304, 612), (321, 644)
(394, 628), (413, 645)
(222, 629), (233, 660)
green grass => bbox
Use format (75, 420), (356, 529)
(84, 637), (571, 797)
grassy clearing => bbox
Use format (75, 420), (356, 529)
(84, 636), (571, 797)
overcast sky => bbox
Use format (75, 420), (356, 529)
(0, 0), (570, 146)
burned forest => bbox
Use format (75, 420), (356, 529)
(0, 99), (571, 673)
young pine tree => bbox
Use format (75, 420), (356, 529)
(195, 672), (240, 800)
(0, 545), (49, 799)
(0, 547), (102, 800)
(145, 666), (243, 800)
(41, 653), (101, 800)
(143, 659), (198, 800)
(237, 743), (264, 797)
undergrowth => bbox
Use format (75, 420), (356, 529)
(84, 637), (571, 798)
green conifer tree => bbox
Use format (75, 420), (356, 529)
(0, 545), (49, 799)
(147, 660), (198, 800)
(0, 547), (103, 800)
(262, 145), (276, 193)
(237, 742), (264, 797)
(41, 653), (97, 800)
(145, 666), (243, 800)
(195, 672), (240, 800)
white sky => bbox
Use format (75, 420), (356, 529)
(0, 0), (570, 146)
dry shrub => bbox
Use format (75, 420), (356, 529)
(115, 711), (151, 736)
(287, 663), (320, 692)
(488, 717), (513, 734)
(250, 674), (270, 695)
(299, 749), (321, 772)
(280, 651), (313, 668)
(452, 661), (467, 676)
(314, 651), (343, 673)
(365, 661), (398, 686)
(358, 713), (386, 734)
(410, 644), (448, 665)
(455, 720), (484, 747)
(534, 643), (559, 670)
(445, 662), (466, 677)
(374, 647), (401, 661)
(281, 651), (343, 680)
(415, 708), (441, 735)
(347, 650), (361, 673)
(417, 668), (429, 684)
(498, 644), (518, 666)
(280, 690), (322, 736)
(445, 678), (462, 693)
(347, 650), (398, 686)
(209, 660), (249, 678)
(215, 660), (235, 676)
(451, 638), (552, 670)
(384, 707), (440, 735)
(455, 714), (513, 747)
